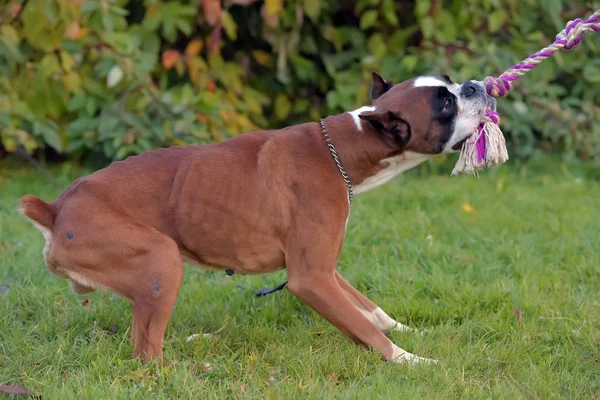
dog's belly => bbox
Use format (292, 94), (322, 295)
(179, 242), (285, 275)
(174, 199), (288, 274)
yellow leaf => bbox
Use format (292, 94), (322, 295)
(40, 53), (61, 75)
(461, 201), (476, 214)
(172, 138), (187, 147)
(0, 25), (19, 47)
(185, 39), (204, 57)
(60, 51), (74, 71)
(62, 71), (82, 92)
(252, 50), (271, 67)
(220, 11), (237, 40)
(265, 0), (283, 16)
(1, 136), (18, 152)
(274, 94), (291, 121)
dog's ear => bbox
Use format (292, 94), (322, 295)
(358, 111), (411, 146)
(370, 72), (394, 100)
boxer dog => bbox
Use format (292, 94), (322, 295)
(19, 73), (492, 364)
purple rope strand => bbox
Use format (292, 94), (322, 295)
(484, 8), (600, 98)
(475, 9), (600, 163)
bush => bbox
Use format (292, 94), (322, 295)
(0, 0), (598, 162)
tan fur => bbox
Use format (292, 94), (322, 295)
(17, 76), (475, 364)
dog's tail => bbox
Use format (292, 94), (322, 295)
(18, 195), (56, 231)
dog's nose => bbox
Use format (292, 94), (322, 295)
(461, 81), (482, 98)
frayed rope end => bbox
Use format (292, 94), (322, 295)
(452, 110), (508, 176)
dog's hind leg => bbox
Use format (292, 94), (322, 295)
(46, 208), (184, 363)
(128, 237), (184, 362)
(335, 271), (419, 334)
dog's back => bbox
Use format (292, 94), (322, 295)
(18, 124), (322, 281)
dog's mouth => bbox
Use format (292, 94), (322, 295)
(452, 135), (471, 150)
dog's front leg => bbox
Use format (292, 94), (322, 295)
(335, 271), (418, 334)
(285, 234), (427, 363)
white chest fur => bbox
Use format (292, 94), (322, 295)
(354, 151), (430, 194)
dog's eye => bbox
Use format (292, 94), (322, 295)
(443, 98), (452, 111)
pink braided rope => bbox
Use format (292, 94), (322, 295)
(484, 8), (600, 98)
(474, 110), (500, 162)
(464, 8), (600, 169)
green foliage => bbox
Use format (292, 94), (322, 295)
(0, 0), (598, 161)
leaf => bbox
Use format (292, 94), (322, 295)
(252, 50), (271, 67)
(65, 139), (85, 152)
(582, 63), (600, 84)
(60, 51), (74, 71)
(382, 0), (398, 26)
(274, 94), (291, 120)
(303, 0), (320, 21)
(421, 16), (434, 39)
(291, 55), (314, 81)
(185, 39), (204, 57)
(0, 25), (20, 48)
(202, 0), (222, 25)
(98, 117), (120, 137)
(265, 0), (283, 17)
(415, 0), (431, 17)
(34, 122), (62, 152)
(62, 71), (82, 92)
(162, 50), (180, 69)
(367, 33), (386, 61)
(488, 10), (506, 33)
(360, 10), (378, 30)
(461, 201), (476, 214)
(39, 54), (61, 75)
(107, 65), (124, 88)
(221, 11), (237, 40)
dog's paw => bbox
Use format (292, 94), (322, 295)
(391, 346), (437, 365)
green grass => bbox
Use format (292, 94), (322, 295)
(1, 158), (599, 399)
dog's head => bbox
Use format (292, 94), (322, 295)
(359, 72), (495, 154)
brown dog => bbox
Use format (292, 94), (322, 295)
(20, 73), (492, 364)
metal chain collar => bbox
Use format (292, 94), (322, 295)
(319, 119), (354, 207)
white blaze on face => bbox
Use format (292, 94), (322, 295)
(413, 76), (459, 95)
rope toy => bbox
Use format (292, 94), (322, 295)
(452, 8), (600, 175)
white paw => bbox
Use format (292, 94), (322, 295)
(391, 346), (437, 365)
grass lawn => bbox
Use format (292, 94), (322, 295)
(1, 157), (599, 398)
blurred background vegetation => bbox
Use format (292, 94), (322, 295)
(0, 0), (598, 167)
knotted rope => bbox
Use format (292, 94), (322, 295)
(452, 8), (600, 175)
